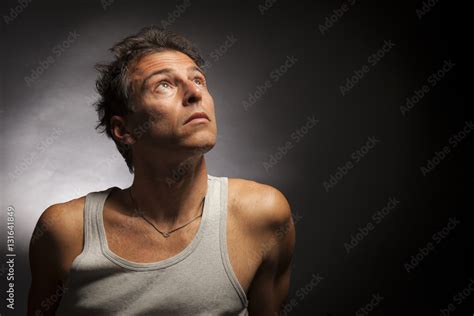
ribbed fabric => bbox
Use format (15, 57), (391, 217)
(56, 174), (249, 315)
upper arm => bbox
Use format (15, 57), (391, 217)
(246, 185), (296, 315)
(27, 204), (71, 315)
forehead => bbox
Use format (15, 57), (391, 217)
(130, 50), (197, 79)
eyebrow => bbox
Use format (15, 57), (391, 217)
(140, 66), (205, 91)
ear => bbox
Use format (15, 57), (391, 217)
(110, 115), (136, 145)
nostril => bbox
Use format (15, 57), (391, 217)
(187, 95), (199, 104)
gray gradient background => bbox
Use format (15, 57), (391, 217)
(1, 0), (471, 315)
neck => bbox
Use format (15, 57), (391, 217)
(128, 153), (208, 227)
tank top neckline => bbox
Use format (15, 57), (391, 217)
(96, 175), (213, 271)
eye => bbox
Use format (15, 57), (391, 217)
(153, 80), (174, 93)
(157, 81), (171, 89)
(193, 77), (205, 86)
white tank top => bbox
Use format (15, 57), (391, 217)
(55, 174), (249, 315)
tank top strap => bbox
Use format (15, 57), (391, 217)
(201, 174), (219, 231)
(83, 187), (116, 256)
(217, 176), (249, 307)
(201, 174), (226, 247)
(201, 175), (249, 308)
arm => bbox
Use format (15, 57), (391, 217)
(27, 204), (69, 316)
(247, 187), (296, 315)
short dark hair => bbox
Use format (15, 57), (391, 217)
(93, 25), (205, 174)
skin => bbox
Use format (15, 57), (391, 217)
(27, 50), (296, 315)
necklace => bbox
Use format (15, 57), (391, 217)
(128, 188), (205, 238)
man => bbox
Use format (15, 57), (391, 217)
(28, 26), (295, 315)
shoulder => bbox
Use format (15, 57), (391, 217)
(34, 196), (86, 240)
(228, 177), (292, 225)
(228, 177), (295, 268)
(227, 178), (296, 313)
(30, 196), (86, 280)
(227, 177), (295, 247)
(28, 196), (87, 313)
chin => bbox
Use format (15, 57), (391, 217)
(179, 135), (215, 152)
(192, 139), (216, 153)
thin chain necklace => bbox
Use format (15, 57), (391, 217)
(128, 188), (205, 238)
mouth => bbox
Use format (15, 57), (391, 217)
(184, 112), (210, 125)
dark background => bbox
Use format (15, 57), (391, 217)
(1, 0), (470, 315)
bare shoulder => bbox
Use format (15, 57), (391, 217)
(35, 196), (86, 241)
(30, 195), (86, 280)
(227, 177), (293, 233)
(28, 196), (86, 314)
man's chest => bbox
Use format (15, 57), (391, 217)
(100, 199), (262, 296)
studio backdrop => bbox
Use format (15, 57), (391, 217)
(1, 0), (470, 315)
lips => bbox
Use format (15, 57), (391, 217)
(184, 112), (210, 124)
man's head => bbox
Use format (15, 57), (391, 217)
(94, 26), (217, 174)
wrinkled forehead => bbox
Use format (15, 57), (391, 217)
(129, 50), (198, 81)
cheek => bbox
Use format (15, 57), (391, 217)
(130, 107), (167, 139)
(147, 112), (174, 136)
(139, 96), (170, 124)
(146, 109), (166, 124)
(204, 93), (215, 113)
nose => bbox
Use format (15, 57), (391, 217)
(182, 80), (202, 106)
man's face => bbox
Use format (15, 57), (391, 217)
(127, 50), (217, 157)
